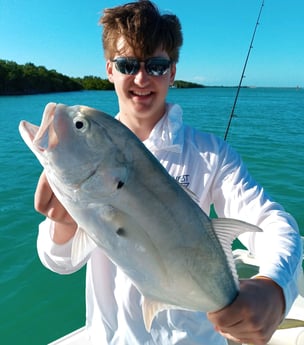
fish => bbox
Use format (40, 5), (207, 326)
(19, 102), (262, 332)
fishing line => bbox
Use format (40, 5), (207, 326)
(224, 0), (265, 141)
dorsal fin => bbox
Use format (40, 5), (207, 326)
(211, 218), (262, 287)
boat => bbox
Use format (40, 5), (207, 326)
(49, 238), (304, 345)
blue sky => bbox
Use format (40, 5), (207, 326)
(1, 0), (303, 87)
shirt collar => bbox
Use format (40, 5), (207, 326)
(143, 103), (184, 153)
(115, 103), (184, 153)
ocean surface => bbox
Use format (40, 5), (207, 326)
(1, 88), (303, 344)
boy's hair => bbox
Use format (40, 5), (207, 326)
(99, 0), (183, 62)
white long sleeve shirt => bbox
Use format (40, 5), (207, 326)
(37, 103), (302, 345)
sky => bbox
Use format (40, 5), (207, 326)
(0, 0), (303, 87)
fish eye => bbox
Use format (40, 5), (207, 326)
(73, 116), (89, 133)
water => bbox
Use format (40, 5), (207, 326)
(0, 88), (303, 344)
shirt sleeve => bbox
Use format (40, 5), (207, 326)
(37, 217), (88, 274)
(211, 139), (302, 315)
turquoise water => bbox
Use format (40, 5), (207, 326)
(0, 88), (303, 344)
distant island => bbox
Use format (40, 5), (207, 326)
(0, 59), (204, 96)
(172, 80), (204, 88)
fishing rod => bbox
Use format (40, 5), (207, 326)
(224, 0), (265, 141)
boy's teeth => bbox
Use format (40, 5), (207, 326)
(133, 91), (151, 96)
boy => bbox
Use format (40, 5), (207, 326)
(35, 1), (302, 344)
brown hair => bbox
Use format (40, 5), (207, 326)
(99, 0), (183, 62)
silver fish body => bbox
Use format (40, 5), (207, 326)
(19, 103), (261, 330)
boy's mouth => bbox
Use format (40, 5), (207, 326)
(131, 90), (153, 97)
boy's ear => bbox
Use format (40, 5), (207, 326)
(170, 63), (176, 85)
(106, 60), (114, 83)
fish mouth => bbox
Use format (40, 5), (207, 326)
(32, 102), (59, 152)
(19, 121), (40, 147)
(19, 103), (59, 154)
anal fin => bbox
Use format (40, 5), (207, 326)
(142, 297), (171, 332)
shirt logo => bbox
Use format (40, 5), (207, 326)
(175, 174), (190, 188)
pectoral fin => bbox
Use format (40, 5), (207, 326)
(71, 227), (97, 266)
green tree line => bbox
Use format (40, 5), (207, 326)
(0, 60), (114, 95)
(0, 60), (82, 95)
(72, 76), (114, 91)
(0, 60), (203, 95)
(173, 80), (204, 88)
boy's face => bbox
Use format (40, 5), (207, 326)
(106, 38), (176, 128)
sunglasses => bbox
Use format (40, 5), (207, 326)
(110, 57), (172, 76)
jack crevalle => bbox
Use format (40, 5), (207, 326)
(19, 103), (262, 331)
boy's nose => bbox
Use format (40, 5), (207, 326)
(134, 63), (150, 86)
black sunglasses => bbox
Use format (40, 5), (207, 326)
(110, 57), (172, 76)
